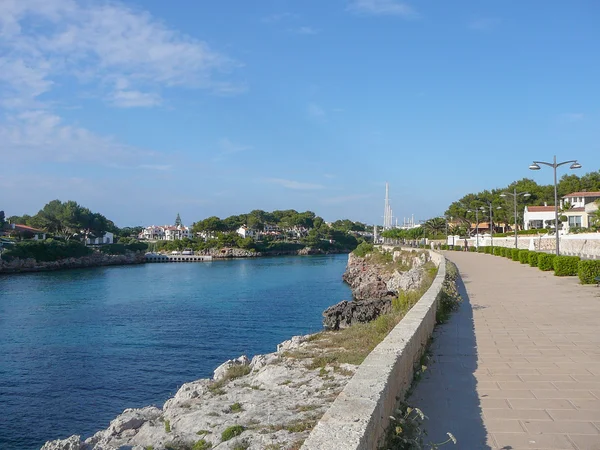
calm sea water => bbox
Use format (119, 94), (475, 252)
(0, 254), (351, 450)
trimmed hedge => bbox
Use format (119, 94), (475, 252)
(518, 250), (530, 264)
(511, 248), (520, 261)
(553, 255), (581, 277)
(506, 248), (514, 259)
(493, 247), (503, 256)
(538, 253), (556, 271)
(578, 260), (600, 284)
(469, 246), (477, 252)
(528, 252), (539, 267)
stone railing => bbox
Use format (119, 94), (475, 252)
(301, 250), (446, 450)
(454, 233), (600, 259)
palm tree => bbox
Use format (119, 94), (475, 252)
(422, 217), (446, 237)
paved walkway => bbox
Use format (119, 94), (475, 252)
(408, 252), (600, 450)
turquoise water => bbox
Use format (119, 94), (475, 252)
(0, 254), (351, 449)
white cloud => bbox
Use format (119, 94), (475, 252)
(0, 0), (241, 110)
(264, 178), (325, 190)
(292, 26), (319, 35)
(307, 102), (326, 119)
(0, 110), (156, 164)
(321, 194), (371, 204)
(218, 138), (252, 154)
(468, 18), (500, 31)
(348, 0), (417, 18)
(111, 90), (161, 108)
(261, 12), (297, 24)
(560, 113), (585, 122)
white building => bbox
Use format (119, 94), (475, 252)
(236, 226), (255, 239)
(523, 205), (556, 230)
(139, 225), (191, 241)
(86, 231), (114, 245)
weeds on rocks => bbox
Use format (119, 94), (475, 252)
(221, 425), (245, 441)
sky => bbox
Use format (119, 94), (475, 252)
(1, 0), (599, 228)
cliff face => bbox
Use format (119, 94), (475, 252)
(323, 249), (430, 330)
(0, 252), (145, 274)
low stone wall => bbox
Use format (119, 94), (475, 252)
(452, 234), (600, 259)
(301, 251), (446, 450)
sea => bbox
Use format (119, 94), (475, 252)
(0, 254), (351, 450)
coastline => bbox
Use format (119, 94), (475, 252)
(41, 248), (438, 450)
(0, 247), (350, 275)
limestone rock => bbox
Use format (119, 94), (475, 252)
(386, 267), (424, 293)
(276, 334), (309, 353)
(213, 355), (250, 381)
(322, 299), (392, 330)
(41, 435), (83, 450)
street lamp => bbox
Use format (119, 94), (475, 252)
(467, 207), (485, 249)
(481, 202), (502, 253)
(529, 155), (582, 256)
(500, 188), (531, 249)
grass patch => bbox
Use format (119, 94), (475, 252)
(226, 402), (243, 413)
(196, 430), (211, 436)
(164, 419), (171, 433)
(221, 425), (245, 441)
(208, 364), (252, 395)
(192, 440), (212, 450)
(300, 261), (438, 366)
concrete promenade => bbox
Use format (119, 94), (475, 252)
(408, 252), (600, 449)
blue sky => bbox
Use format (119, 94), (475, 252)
(1, 0), (599, 227)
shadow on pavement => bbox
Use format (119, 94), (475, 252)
(407, 271), (490, 448)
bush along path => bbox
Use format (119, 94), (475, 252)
(454, 245), (600, 284)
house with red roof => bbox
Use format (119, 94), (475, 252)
(523, 191), (600, 232)
(4, 224), (47, 240)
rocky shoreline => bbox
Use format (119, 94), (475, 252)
(0, 252), (146, 274)
(41, 247), (432, 450)
(42, 334), (357, 450)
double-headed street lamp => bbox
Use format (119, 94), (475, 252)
(481, 202), (502, 253)
(500, 188), (531, 249)
(467, 207), (485, 249)
(529, 155), (582, 256)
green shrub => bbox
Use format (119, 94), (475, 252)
(493, 247), (503, 256)
(505, 248), (513, 258)
(440, 244), (449, 250)
(469, 246), (476, 252)
(221, 425), (245, 442)
(528, 252), (539, 267)
(518, 250), (530, 264)
(553, 255), (581, 276)
(352, 242), (374, 257)
(2, 239), (93, 262)
(192, 439), (212, 450)
(578, 260), (600, 284)
(538, 253), (556, 271)
(511, 249), (520, 261)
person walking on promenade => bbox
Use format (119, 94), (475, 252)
(464, 238), (469, 252)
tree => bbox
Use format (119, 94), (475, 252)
(0, 210), (5, 229)
(422, 217), (446, 237)
(192, 216), (226, 235)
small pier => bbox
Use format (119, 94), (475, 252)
(145, 254), (213, 263)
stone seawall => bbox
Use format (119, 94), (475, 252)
(0, 252), (146, 274)
(301, 250), (446, 450)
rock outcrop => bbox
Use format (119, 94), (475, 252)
(323, 248), (430, 329)
(42, 335), (356, 450)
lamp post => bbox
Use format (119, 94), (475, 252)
(481, 202), (502, 253)
(529, 155), (582, 256)
(467, 208), (482, 249)
(500, 188), (531, 249)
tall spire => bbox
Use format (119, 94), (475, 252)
(383, 182), (392, 229)
(175, 213), (182, 227)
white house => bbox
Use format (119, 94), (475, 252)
(561, 191), (600, 230)
(139, 225), (191, 241)
(523, 205), (556, 230)
(164, 226), (192, 241)
(86, 231), (114, 245)
(236, 226), (255, 239)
